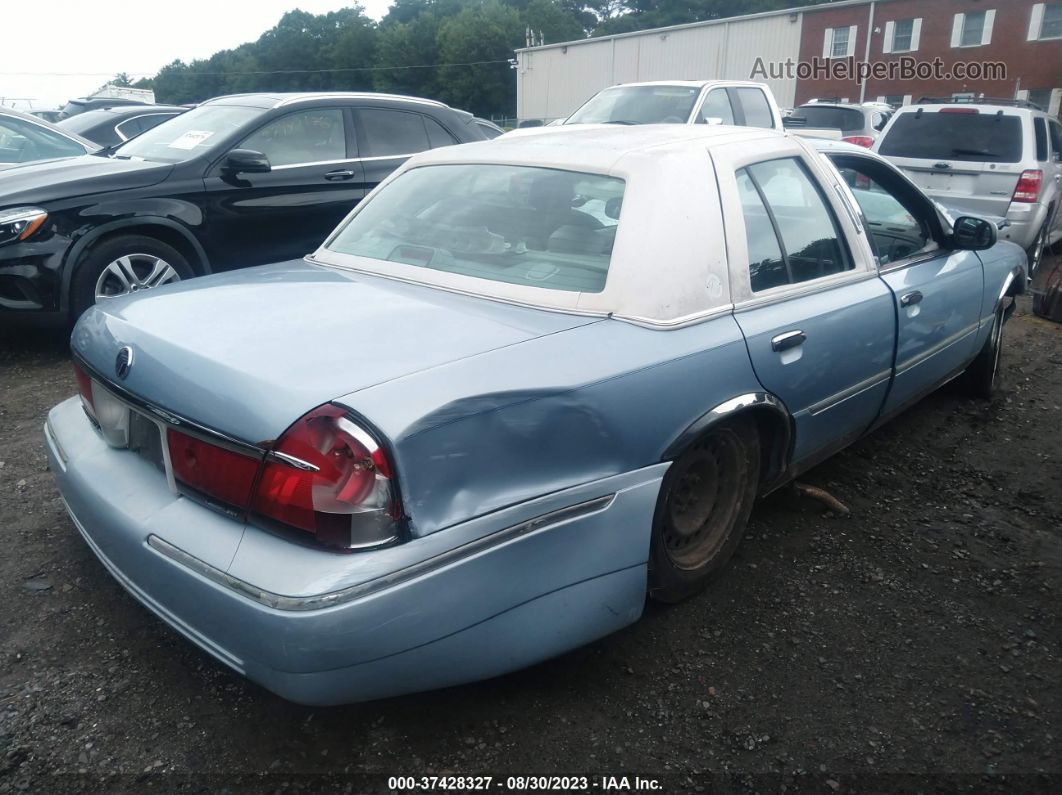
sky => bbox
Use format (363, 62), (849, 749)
(0, 0), (394, 110)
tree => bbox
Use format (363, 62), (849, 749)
(373, 13), (444, 98)
(111, 72), (134, 87)
(436, 1), (523, 116)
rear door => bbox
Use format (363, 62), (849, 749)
(201, 106), (366, 267)
(876, 108), (1025, 217)
(715, 138), (895, 468)
(828, 151), (985, 415)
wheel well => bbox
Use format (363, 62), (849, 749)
(82, 225), (206, 276)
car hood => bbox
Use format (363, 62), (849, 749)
(71, 259), (598, 444)
(0, 154), (171, 205)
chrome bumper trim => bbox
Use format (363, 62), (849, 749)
(148, 493), (617, 612)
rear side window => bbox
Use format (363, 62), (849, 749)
(737, 158), (852, 292)
(877, 111), (1023, 163)
(358, 108), (431, 157)
(1035, 118), (1048, 162)
(1049, 121), (1062, 159)
(734, 88), (774, 128)
(699, 89), (735, 125)
(424, 116), (458, 148)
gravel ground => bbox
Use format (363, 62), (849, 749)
(0, 263), (1060, 794)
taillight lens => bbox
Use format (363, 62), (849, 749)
(1012, 170), (1043, 203)
(72, 361), (96, 419)
(252, 405), (401, 550)
(167, 429), (261, 514)
(842, 136), (875, 148)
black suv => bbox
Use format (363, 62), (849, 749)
(0, 92), (487, 323)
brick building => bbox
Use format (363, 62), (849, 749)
(515, 0), (1062, 122)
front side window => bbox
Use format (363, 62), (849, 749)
(737, 158), (852, 292)
(699, 89), (735, 125)
(565, 85), (700, 125)
(327, 164), (624, 294)
(734, 88), (774, 128)
(240, 109), (345, 167)
(0, 116), (85, 163)
(115, 105), (265, 163)
(831, 157), (934, 265)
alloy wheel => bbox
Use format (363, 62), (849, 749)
(95, 254), (181, 302)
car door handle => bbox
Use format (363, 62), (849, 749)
(324, 169), (355, 181)
(771, 330), (806, 352)
(900, 290), (923, 307)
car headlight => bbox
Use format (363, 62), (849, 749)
(0, 207), (48, 246)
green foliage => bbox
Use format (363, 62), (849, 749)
(135, 0), (829, 117)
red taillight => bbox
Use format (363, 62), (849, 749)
(166, 429), (261, 512)
(72, 361), (96, 418)
(1012, 169), (1043, 203)
(842, 135), (875, 148)
(252, 405), (400, 549)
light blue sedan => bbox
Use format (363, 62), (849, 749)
(45, 127), (1027, 704)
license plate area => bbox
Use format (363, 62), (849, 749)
(128, 410), (166, 473)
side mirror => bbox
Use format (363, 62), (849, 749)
(952, 215), (996, 251)
(224, 148), (270, 174)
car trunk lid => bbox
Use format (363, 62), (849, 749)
(71, 259), (598, 445)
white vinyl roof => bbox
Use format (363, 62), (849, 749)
(314, 125), (789, 327)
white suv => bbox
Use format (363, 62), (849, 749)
(874, 99), (1062, 275)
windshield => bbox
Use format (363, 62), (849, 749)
(789, 106), (865, 132)
(326, 164), (624, 294)
(113, 105), (264, 163)
(566, 85), (700, 125)
(878, 111), (1023, 163)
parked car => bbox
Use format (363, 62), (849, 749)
(0, 92), (487, 323)
(58, 95), (150, 119)
(29, 109), (64, 124)
(562, 80), (783, 129)
(46, 126), (1025, 705)
(473, 117), (504, 138)
(58, 105), (188, 148)
(874, 98), (1062, 275)
(0, 106), (98, 170)
(783, 100), (891, 147)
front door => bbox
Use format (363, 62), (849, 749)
(828, 152), (984, 416)
(201, 107), (366, 268)
(716, 142), (896, 468)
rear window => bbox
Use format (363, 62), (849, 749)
(327, 164), (624, 294)
(790, 106), (865, 132)
(566, 85), (700, 125)
(878, 111), (1023, 163)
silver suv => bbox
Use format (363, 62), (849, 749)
(784, 100), (892, 147)
(874, 98), (1062, 275)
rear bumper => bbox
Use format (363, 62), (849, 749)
(45, 396), (662, 705)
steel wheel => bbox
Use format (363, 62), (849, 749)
(95, 254), (181, 301)
(661, 433), (745, 570)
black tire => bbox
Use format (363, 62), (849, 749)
(648, 416), (760, 604)
(964, 307), (1005, 399)
(1025, 221), (1048, 279)
(70, 234), (193, 321)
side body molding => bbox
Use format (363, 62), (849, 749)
(662, 391), (794, 491)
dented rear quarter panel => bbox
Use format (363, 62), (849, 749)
(337, 313), (763, 537)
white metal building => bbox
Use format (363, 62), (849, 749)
(514, 7), (806, 122)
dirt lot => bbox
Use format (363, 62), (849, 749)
(0, 266), (1060, 794)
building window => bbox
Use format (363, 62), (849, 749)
(885, 18), (922, 53)
(823, 25), (857, 58)
(1029, 3), (1062, 40)
(952, 10), (995, 47)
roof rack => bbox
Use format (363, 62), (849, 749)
(917, 96), (1044, 111)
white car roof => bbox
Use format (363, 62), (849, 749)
(314, 125), (812, 327)
(600, 80), (767, 90)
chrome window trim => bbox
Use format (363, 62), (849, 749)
(147, 494), (616, 611)
(876, 248), (946, 273)
(731, 269), (879, 313)
(270, 154), (412, 171)
(275, 93), (446, 110)
(114, 113), (179, 142)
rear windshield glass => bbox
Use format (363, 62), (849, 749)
(326, 164), (625, 294)
(566, 85), (699, 125)
(789, 106), (865, 132)
(878, 111), (1023, 163)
